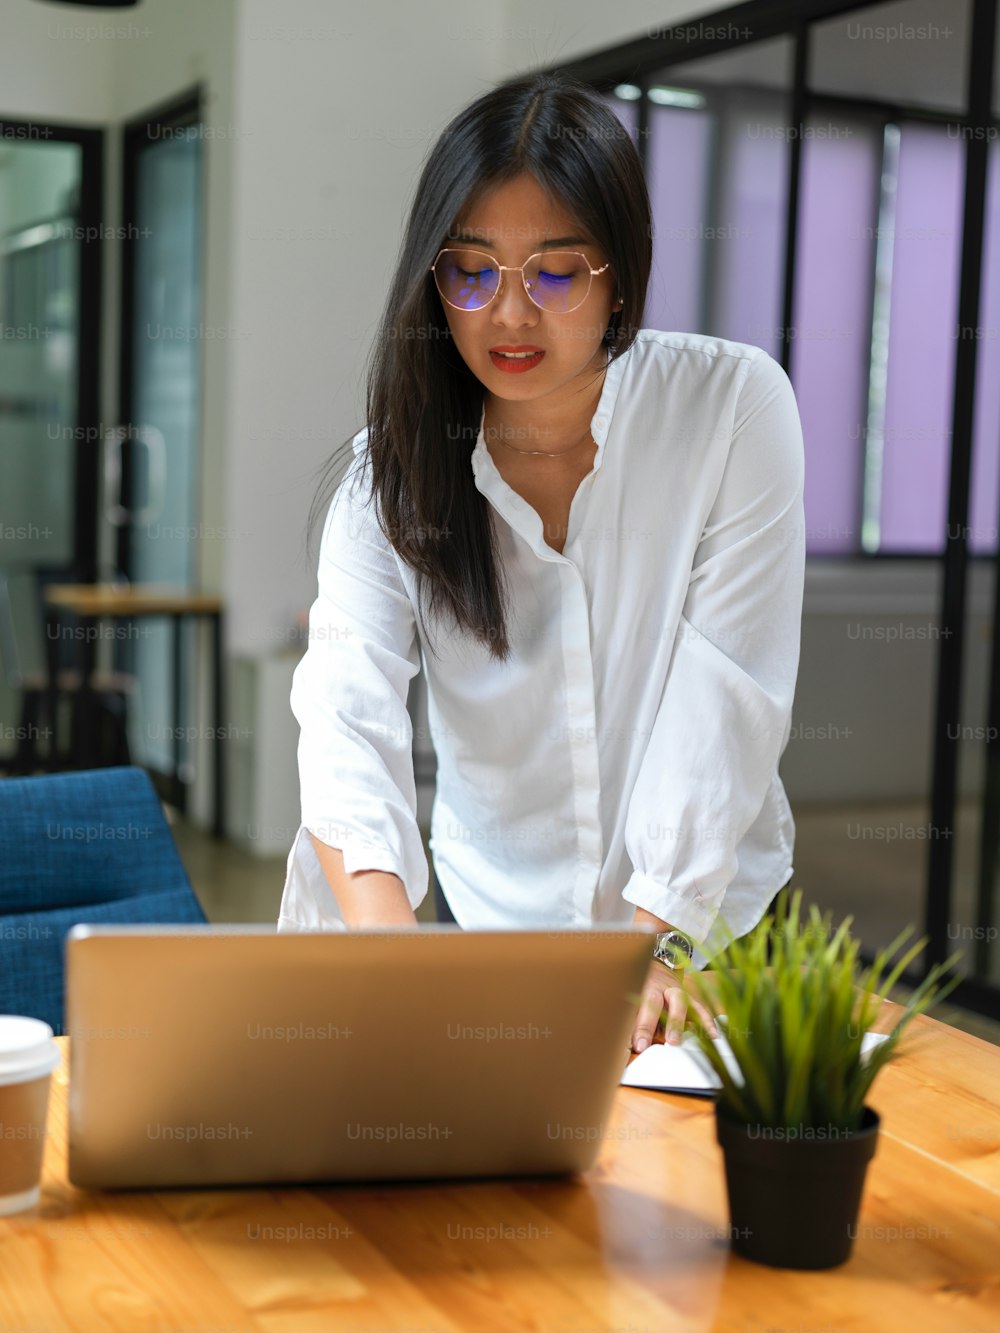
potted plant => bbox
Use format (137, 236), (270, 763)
(676, 887), (961, 1270)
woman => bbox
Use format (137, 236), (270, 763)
(277, 70), (805, 1056)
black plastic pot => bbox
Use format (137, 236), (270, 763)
(714, 1103), (880, 1269)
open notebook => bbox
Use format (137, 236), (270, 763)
(621, 1015), (891, 1096)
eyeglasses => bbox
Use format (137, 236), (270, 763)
(429, 247), (611, 314)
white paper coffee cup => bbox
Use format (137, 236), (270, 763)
(0, 1016), (61, 1215)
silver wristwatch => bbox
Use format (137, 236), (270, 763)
(652, 929), (694, 971)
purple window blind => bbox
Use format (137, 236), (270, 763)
(790, 118), (882, 556)
(967, 139), (1000, 554)
(879, 124), (964, 551)
(602, 94), (639, 145)
(643, 90), (789, 353)
(712, 92), (790, 359)
(628, 89), (991, 560)
(645, 105), (713, 333)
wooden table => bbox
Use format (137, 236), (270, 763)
(43, 584), (226, 837)
(1, 1006), (999, 1332)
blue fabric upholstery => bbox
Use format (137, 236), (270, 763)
(0, 767), (207, 1030)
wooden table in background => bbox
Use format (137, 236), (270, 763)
(1, 1001), (999, 1331)
(44, 583), (226, 836)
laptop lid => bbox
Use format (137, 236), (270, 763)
(65, 924), (652, 1189)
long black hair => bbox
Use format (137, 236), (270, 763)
(307, 69), (652, 662)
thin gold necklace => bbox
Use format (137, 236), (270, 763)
(486, 424), (596, 459)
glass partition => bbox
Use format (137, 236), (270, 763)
(0, 137), (85, 766)
(565, 0), (1000, 1017)
(789, 112), (883, 556)
(0, 141), (81, 570)
(644, 38), (794, 354)
(810, 0), (971, 116)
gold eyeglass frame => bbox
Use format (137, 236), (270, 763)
(429, 247), (611, 314)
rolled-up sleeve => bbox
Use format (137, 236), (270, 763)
(289, 446), (428, 913)
(621, 350), (806, 958)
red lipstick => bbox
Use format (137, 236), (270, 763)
(489, 345), (545, 374)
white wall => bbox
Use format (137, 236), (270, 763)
(0, 2), (115, 121)
(501, 0), (724, 74)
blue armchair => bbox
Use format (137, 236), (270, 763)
(0, 766), (207, 1030)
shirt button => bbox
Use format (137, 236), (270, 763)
(594, 417), (606, 429)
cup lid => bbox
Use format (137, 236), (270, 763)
(0, 1016), (61, 1084)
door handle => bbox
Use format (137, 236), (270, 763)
(103, 424), (167, 527)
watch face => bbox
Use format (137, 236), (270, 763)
(656, 932), (693, 968)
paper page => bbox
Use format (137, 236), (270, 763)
(620, 1017), (890, 1096)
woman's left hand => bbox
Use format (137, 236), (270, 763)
(629, 959), (721, 1052)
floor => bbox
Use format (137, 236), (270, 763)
(168, 814), (440, 926)
(168, 802), (1000, 1049)
(792, 798), (1000, 1046)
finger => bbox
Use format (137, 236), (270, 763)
(662, 988), (688, 1046)
(676, 979), (721, 1035)
(688, 998), (720, 1038)
(630, 988), (670, 1053)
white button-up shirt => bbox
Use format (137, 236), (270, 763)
(278, 329), (805, 965)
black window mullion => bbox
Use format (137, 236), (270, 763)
(778, 19), (809, 380)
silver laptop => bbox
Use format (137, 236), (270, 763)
(65, 924), (652, 1189)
